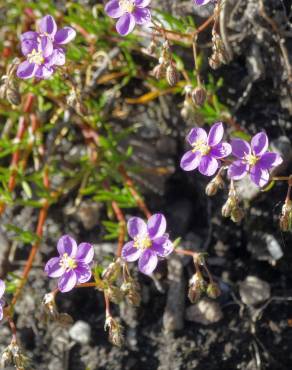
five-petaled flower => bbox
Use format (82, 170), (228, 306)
(44, 235), (94, 293)
(180, 122), (232, 176)
(227, 132), (283, 187)
(17, 15), (76, 80)
(0, 279), (5, 321)
(122, 214), (173, 275)
(105, 0), (151, 36)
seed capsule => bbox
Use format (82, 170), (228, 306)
(166, 64), (179, 86)
(191, 86), (207, 107)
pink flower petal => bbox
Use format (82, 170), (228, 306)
(133, 7), (151, 25)
(207, 122), (224, 146)
(180, 150), (201, 171)
(138, 250), (158, 275)
(122, 241), (142, 262)
(44, 257), (64, 278)
(76, 243), (94, 264)
(0, 280), (5, 299)
(250, 165), (269, 187)
(105, 0), (124, 18)
(227, 160), (248, 180)
(76, 263), (92, 283)
(127, 217), (147, 238)
(187, 127), (207, 146)
(147, 214), (166, 239)
(198, 155), (218, 176)
(251, 132), (268, 156)
(231, 139), (251, 159)
(258, 152), (283, 169)
(39, 15), (57, 37)
(210, 142), (232, 158)
(58, 270), (77, 293)
(57, 235), (78, 257)
(116, 13), (136, 36)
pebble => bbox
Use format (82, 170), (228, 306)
(185, 298), (223, 325)
(239, 276), (271, 306)
(69, 320), (91, 345)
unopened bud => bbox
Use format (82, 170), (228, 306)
(191, 86), (207, 107)
(166, 64), (179, 86)
(206, 282), (221, 299)
(104, 315), (124, 347)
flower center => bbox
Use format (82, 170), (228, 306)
(245, 153), (259, 166)
(59, 253), (77, 272)
(192, 139), (210, 155)
(119, 0), (135, 13)
(133, 235), (152, 250)
(27, 49), (44, 65)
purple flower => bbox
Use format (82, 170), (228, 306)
(194, 0), (215, 5)
(0, 279), (5, 321)
(180, 122), (232, 176)
(105, 0), (151, 36)
(227, 132), (283, 187)
(122, 214), (173, 275)
(17, 15), (76, 80)
(44, 235), (94, 293)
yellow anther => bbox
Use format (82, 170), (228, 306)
(119, 0), (135, 13)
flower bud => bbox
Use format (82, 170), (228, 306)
(191, 86), (207, 107)
(166, 64), (179, 87)
(104, 315), (124, 347)
(206, 282), (221, 299)
(209, 53), (221, 70)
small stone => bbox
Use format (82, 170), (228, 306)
(69, 320), (91, 345)
(185, 298), (223, 325)
(77, 200), (102, 230)
(239, 276), (271, 306)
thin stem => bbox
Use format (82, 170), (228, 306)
(104, 292), (111, 316)
(118, 165), (152, 219)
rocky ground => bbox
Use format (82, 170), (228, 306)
(1, 0), (292, 369)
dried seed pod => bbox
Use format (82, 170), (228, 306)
(6, 84), (21, 105)
(104, 315), (124, 347)
(188, 273), (206, 304)
(102, 258), (122, 283)
(152, 63), (166, 79)
(166, 64), (179, 86)
(231, 207), (244, 223)
(205, 174), (224, 196)
(209, 52), (221, 70)
(106, 285), (124, 304)
(221, 198), (233, 218)
(121, 278), (141, 306)
(191, 86), (207, 107)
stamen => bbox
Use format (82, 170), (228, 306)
(119, 0), (135, 13)
(27, 49), (44, 65)
(192, 139), (211, 155)
(133, 235), (152, 250)
(245, 153), (259, 166)
(59, 253), (77, 271)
